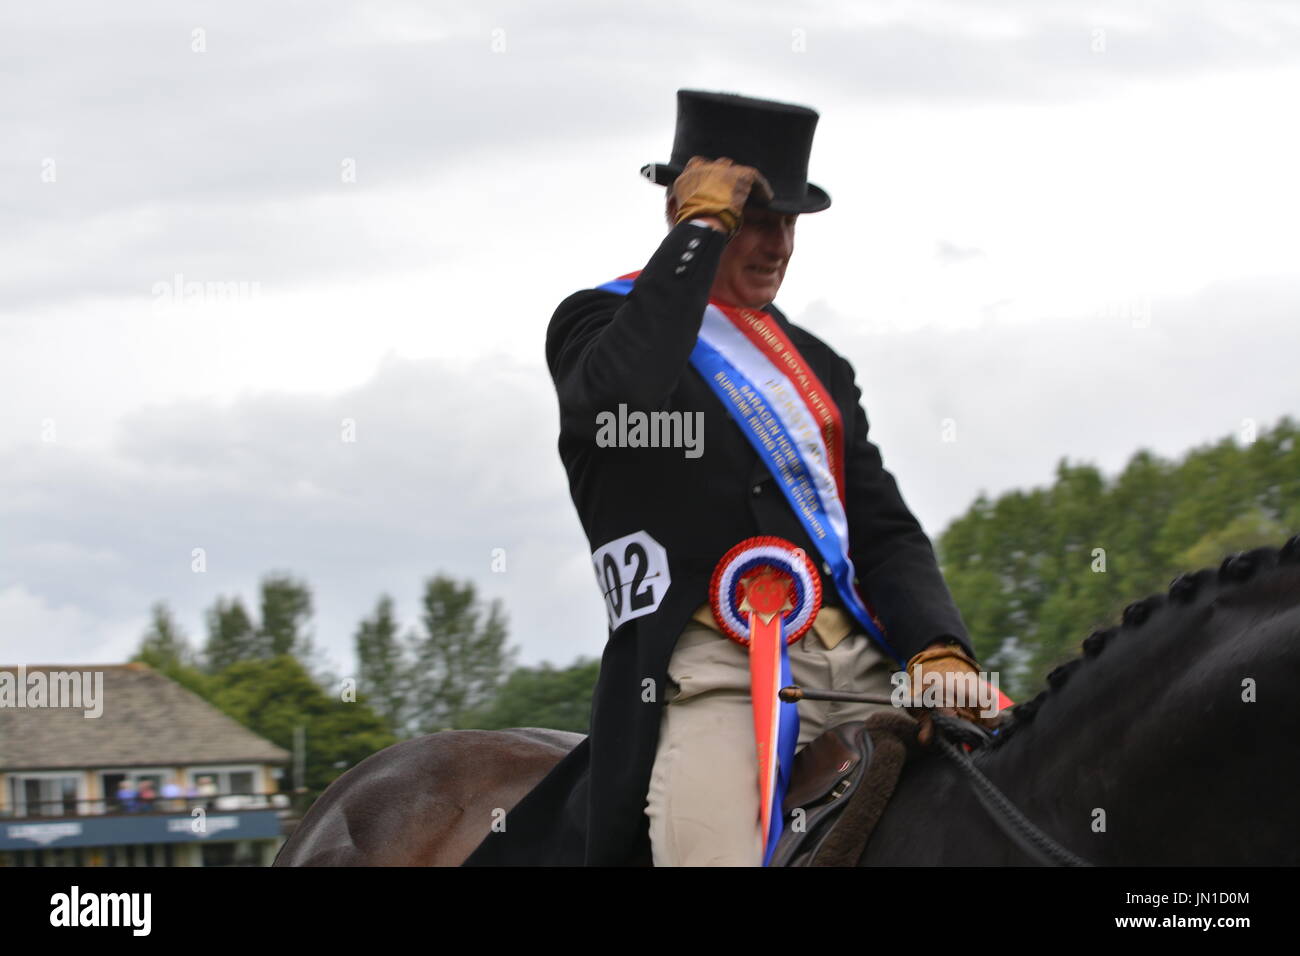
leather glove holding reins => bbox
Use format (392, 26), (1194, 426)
(670, 156), (774, 237)
(905, 641), (1003, 748)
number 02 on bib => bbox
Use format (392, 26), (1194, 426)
(591, 530), (671, 630)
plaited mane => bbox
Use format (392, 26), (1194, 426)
(987, 535), (1300, 748)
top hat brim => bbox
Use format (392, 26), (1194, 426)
(640, 162), (831, 215)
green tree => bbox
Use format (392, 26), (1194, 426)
(938, 416), (1300, 699)
(1180, 508), (1290, 569)
(209, 655), (395, 801)
(258, 573), (314, 658)
(460, 658), (601, 734)
(408, 576), (516, 734)
(137, 601), (192, 669)
(354, 594), (407, 734)
(203, 596), (259, 673)
(133, 602), (212, 698)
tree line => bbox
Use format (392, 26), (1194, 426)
(135, 415), (1298, 794)
(941, 415), (1299, 697)
(133, 574), (596, 802)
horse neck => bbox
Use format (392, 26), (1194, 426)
(975, 555), (1300, 865)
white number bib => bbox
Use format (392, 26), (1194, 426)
(591, 530), (671, 630)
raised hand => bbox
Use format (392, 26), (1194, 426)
(670, 156), (775, 237)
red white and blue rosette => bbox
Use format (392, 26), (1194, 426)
(709, 536), (821, 866)
(708, 537), (822, 647)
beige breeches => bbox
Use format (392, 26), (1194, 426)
(645, 620), (898, 866)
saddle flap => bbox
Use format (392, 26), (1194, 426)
(782, 721), (871, 815)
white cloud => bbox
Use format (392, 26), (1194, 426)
(0, 586), (130, 664)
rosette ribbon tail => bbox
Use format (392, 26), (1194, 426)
(709, 537), (821, 868)
(746, 602), (800, 866)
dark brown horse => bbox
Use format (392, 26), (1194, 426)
(275, 540), (1300, 866)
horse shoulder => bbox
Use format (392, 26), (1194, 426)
(275, 728), (582, 866)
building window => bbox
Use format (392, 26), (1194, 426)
(100, 769), (173, 814)
(187, 767), (259, 797)
(8, 775), (79, 817)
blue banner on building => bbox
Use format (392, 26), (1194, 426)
(0, 810), (281, 850)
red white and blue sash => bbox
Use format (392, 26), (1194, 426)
(597, 272), (903, 665)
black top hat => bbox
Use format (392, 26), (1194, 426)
(641, 89), (831, 214)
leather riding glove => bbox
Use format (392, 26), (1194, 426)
(670, 156), (774, 237)
(905, 641), (1001, 747)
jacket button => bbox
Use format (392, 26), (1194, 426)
(687, 237), (701, 249)
(751, 484), (762, 496)
(823, 561), (832, 575)
(675, 265), (686, 274)
(681, 251), (694, 261)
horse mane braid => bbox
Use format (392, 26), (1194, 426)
(987, 534), (1300, 748)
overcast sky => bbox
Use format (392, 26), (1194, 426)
(3, 0), (1298, 677)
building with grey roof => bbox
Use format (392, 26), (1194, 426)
(0, 663), (292, 866)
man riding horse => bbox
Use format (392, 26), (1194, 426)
(464, 89), (998, 866)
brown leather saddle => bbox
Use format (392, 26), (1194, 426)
(770, 711), (918, 867)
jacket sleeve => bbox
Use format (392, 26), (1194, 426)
(545, 221), (728, 440)
(839, 355), (975, 664)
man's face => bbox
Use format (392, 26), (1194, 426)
(710, 205), (797, 309)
